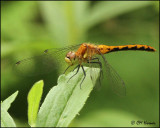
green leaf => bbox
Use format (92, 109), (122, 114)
(1, 107), (16, 127)
(1, 91), (18, 111)
(36, 67), (100, 127)
(27, 80), (44, 127)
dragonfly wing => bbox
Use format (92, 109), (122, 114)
(13, 44), (81, 76)
(13, 52), (63, 76)
(99, 53), (126, 96)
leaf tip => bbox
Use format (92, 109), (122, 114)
(36, 80), (44, 85)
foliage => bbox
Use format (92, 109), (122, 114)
(36, 67), (99, 127)
(27, 80), (43, 127)
(1, 67), (99, 127)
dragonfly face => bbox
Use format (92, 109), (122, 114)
(65, 51), (78, 66)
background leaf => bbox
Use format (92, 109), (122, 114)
(27, 80), (44, 127)
(36, 67), (100, 127)
(85, 1), (152, 29)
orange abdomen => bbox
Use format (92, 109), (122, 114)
(98, 44), (156, 54)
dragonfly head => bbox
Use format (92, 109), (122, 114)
(65, 51), (77, 65)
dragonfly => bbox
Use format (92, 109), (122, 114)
(15, 43), (156, 96)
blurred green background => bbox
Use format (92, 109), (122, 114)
(1, 1), (159, 127)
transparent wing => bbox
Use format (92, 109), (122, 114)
(44, 44), (81, 54)
(99, 52), (126, 96)
(13, 44), (81, 76)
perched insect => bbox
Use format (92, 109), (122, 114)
(15, 43), (156, 96)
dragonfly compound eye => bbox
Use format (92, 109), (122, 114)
(65, 51), (76, 65)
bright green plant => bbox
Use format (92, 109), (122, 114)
(27, 80), (44, 127)
(36, 67), (99, 127)
(1, 67), (100, 127)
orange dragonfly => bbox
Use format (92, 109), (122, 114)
(15, 43), (156, 96)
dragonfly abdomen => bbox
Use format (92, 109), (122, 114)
(99, 44), (156, 54)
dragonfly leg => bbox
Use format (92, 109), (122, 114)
(88, 57), (103, 81)
(67, 65), (80, 83)
(72, 65), (80, 72)
(87, 61), (103, 86)
(80, 65), (86, 89)
(63, 65), (71, 74)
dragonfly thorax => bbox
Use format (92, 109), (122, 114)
(65, 51), (78, 65)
